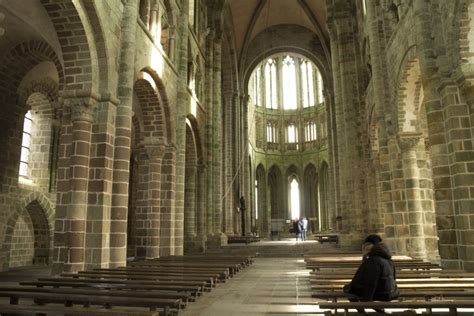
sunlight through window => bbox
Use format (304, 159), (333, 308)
(290, 178), (300, 219)
(19, 110), (32, 178)
(282, 56), (296, 110)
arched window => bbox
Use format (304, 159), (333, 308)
(301, 60), (315, 108)
(255, 179), (258, 220)
(282, 56), (296, 110)
(19, 110), (32, 178)
(290, 178), (300, 219)
(266, 121), (277, 143)
(287, 124), (297, 143)
(316, 71), (324, 104)
(252, 66), (262, 107)
(265, 59), (278, 109)
(305, 121), (317, 141)
(161, 9), (170, 56)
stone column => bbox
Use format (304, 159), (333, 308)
(205, 32), (215, 238)
(147, 143), (167, 258)
(159, 144), (177, 256)
(85, 97), (118, 270)
(184, 167), (197, 238)
(63, 96), (96, 273)
(242, 94), (251, 236)
(173, 0), (189, 256)
(397, 132), (436, 260)
(223, 92), (235, 235)
(110, 0), (139, 268)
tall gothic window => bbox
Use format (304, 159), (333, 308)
(290, 178), (300, 219)
(19, 110), (32, 178)
(287, 124), (297, 143)
(301, 60), (315, 108)
(282, 56), (297, 110)
(266, 121), (277, 143)
(305, 121), (317, 141)
(317, 71), (324, 104)
(265, 59), (278, 109)
(252, 66), (262, 107)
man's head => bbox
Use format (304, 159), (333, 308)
(362, 234), (382, 255)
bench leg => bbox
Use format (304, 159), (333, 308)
(449, 307), (457, 316)
(9, 296), (19, 305)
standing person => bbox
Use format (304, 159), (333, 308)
(343, 238), (399, 313)
(299, 217), (308, 241)
(293, 219), (300, 241)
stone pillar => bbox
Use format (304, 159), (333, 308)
(242, 94), (251, 236)
(327, 5), (366, 245)
(55, 95), (96, 273)
(173, 0), (189, 256)
(397, 132), (438, 260)
(184, 167), (197, 238)
(85, 97), (118, 270)
(223, 92), (235, 235)
(205, 32), (215, 239)
(159, 144), (177, 256)
(110, 0), (139, 268)
(366, 0), (390, 235)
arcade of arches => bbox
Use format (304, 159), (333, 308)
(1, 0), (474, 274)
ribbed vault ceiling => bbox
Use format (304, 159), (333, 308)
(227, 0), (328, 60)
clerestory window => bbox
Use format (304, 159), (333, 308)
(19, 110), (32, 178)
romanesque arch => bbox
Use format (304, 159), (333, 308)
(1, 192), (54, 269)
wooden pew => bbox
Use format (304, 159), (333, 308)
(21, 280), (202, 297)
(64, 271), (216, 289)
(129, 261), (239, 277)
(312, 290), (474, 302)
(319, 300), (474, 315)
(307, 262), (441, 271)
(114, 266), (230, 280)
(0, 304), (159, 316)
(97, 267), (226, 282)
(0, 290), (182, 315)
(312, 283), (474, 291)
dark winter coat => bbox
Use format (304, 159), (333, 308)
(344, 243), (400, 301)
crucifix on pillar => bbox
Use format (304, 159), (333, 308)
(239, 196), (246, 236)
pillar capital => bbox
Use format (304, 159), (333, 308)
(142, 137), (168, 159)
(397, 132), (422, 152)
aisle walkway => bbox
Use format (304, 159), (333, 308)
(182, 257), (324, 315)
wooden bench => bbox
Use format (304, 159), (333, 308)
(64, 272), (216, 289)
(21, 281), (202, 297)
(312, 290), (474, 302)
(0, 285), (192, 306)
(129, 261), (239, 277)
(313, 234), (339, 244)
(115, 266), (230, 280)
(312, 283), (474, 291)
(319, 300), (474, 315)
(0, 290), (182, 315)
(0, 304), (160, 316)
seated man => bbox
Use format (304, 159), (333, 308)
(344, 237), (400, 313)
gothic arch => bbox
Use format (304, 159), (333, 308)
(267, 165), (283, 219)
(303, 163), (318, 222)
(1, 192), (54, 269)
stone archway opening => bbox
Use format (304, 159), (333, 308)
(9, 200), (50, 268)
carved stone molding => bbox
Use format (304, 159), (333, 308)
(397, 132), (422, 152)
(142, 137), (167, 159)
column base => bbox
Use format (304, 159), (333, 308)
(184, 235), (208, 254)
(206, 232), (228, 249)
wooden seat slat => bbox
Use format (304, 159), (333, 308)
(0, 286), (192, 305)
(38, 277), (207, 289)
(311, 278), (474, 284)
(0, 290), (181, 313)
(66, 272), (215, 287)
(96, 268), (224, 280)
(312, 283), (474, 291)
(312, 290), (474, 301)
(0, 304), (159, 316)
(20, 281), (202, 296)
(119, 267), (230, 279)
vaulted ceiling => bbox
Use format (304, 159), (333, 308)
(227, 0), (328, 60)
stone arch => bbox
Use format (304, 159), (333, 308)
(267, 165), (283, 220)
(17, 77), (59, 109)
(184, 116), (200, 250)
(40, 0), (95, 92)
(303, 163), (318, 230)
(0, 41), (63, 104)
(286, 164), (301, 220)
(396, 47), (424, 133)
(1, 192), (54, 269)
(134, 70), (172, 144)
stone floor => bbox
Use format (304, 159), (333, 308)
(181, 257), (326, 316)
